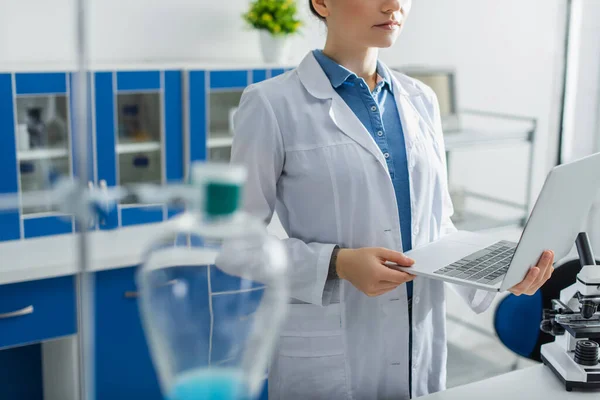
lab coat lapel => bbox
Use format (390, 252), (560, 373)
(389, 70), (437, 151)
(329, 94), (388, 170)
(297, 52), (388, 171)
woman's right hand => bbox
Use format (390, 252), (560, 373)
(336, 247), (416, 297)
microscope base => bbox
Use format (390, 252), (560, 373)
(541, 341), (600, 391)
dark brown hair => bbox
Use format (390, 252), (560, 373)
(309, 0), (326, 21)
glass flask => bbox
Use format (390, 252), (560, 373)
(136, 162), (289, 400)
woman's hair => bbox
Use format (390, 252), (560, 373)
(309, 0), (326, 21)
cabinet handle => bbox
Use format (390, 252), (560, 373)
(124, 280), (178, 299)
(0, 305), (34, 319)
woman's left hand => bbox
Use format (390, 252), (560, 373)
(508, 250), (555, 296)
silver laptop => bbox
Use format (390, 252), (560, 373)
(388, 152), (600, 292)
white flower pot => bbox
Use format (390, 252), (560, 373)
(259, 30), (290, 65)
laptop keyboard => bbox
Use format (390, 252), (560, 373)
(433, 240), (517, 285)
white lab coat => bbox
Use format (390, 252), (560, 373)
(231, 52), (495, 400)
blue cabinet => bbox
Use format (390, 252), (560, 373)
(0, 276), (77, 400)
(94, 70), (184, 229)
(0, 65), (294, 241)
(188, 68), (279, 165)
(0, 72), (76, 240)
(95, 266), (163, 400)
(0, 276), (76, 350)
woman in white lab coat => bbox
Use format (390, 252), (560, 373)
(231, 0), (555, 399)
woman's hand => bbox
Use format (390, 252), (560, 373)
(508, 250), (555, 296)
(336, 247), (415, 297)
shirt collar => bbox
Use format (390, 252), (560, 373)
(312, 49), (392, 91)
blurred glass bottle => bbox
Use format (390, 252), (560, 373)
(26, 107), (46, 148)
(121, 104), (150, 141)
(136, 162), (289, 400)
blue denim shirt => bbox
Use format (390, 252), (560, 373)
(313, 50), (413, 297)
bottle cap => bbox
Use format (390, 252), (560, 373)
(190, 162), (247, 217)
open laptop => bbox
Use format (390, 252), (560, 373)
(388, 152), (600, 292)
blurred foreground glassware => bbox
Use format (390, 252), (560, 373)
(137, 162), (288, 400)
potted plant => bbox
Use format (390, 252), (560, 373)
(243, 0), (302, 64)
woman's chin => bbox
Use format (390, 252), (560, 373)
(369, 37), (398, 49)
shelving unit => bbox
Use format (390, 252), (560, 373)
(446, 110), (537, 231)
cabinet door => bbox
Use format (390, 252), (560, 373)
(189, 69), (250, 165)
(94, 265), (270, 400)
(252, 69), (268, 84)
(14, 72), (74, 239)
(95, 70), (184, 229)
(94, 266), (163, 400)
(0, 73), (21, 241)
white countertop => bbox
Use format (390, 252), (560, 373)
(0, 217), (580, 287)
(0, 213), (290, 286)
(420, 365), (598, 399)
(0, 221), (177, 285)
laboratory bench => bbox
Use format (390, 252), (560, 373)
(420, 364), (598, 400)
(0, 61), (290, 400)
(0, 216), (275, 400)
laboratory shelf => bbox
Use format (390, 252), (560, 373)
(208, 135), (234, 148)
(453, 212), (524, 232)
(444, 129), (532, 151)
(116, 141), (161, 154)
(17, 148), (69, 161)
(444, 109), (537, 232)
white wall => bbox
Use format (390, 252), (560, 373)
(561, 0), (600, 252)
(1, 0), (567, 219)
(384, 1), (567, 220)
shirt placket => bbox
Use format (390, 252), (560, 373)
(357, 80), (395, 178)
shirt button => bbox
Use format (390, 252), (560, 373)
(384, 153), (390, 159)
(377, 130), (383, 137)
(371, 105), (377, 112)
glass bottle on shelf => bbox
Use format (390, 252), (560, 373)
(16, 95), (71, 214)
(137, 162), (289, 400)
(26, 107), (46, 148)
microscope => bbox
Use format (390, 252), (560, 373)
(540, 232), (600, 391)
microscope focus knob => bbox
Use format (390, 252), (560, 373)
(543, 309), (557, 320)
(574, 340), (599, 366)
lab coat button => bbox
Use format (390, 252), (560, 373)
(415, 296), (420, 304)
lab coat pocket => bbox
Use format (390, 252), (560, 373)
(276, 303), (350, 399)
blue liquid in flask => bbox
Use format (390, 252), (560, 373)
(169, 368), (248, 400)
